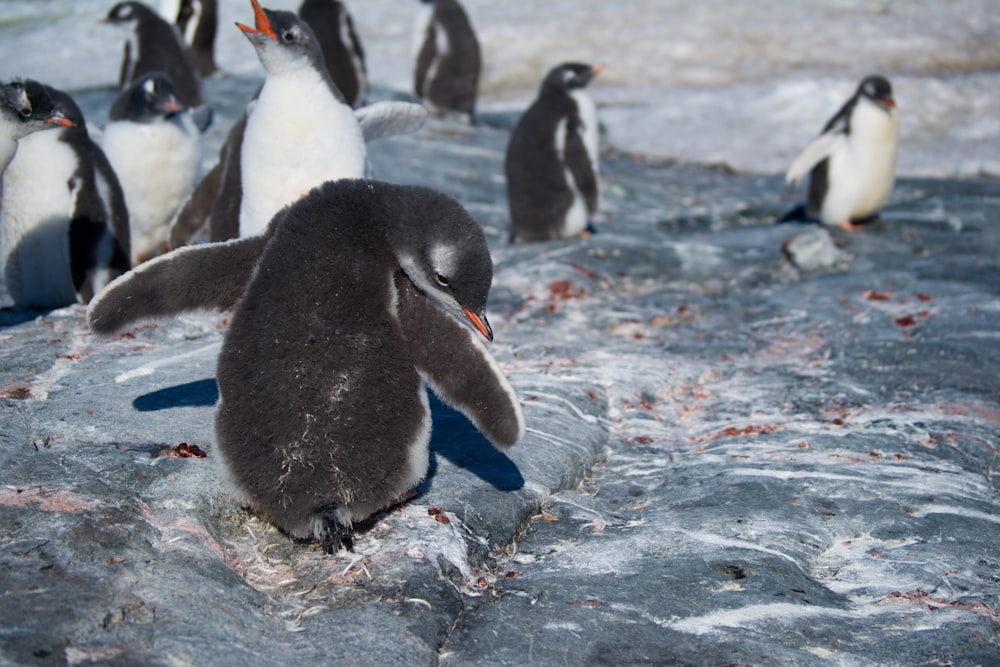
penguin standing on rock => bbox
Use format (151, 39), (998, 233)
(102, 72), (211, 264)
(299, 0), (368, 108)
(160, 0), (219, 77)
(235, 0), (426, 237)
(506, 62), (604, 244)
(0, 80), (73, 172)
(413, 0), (481, 120)
(1, 83), (130, 308)
(784, 75), (899, 231)
(103, 1), (205, 107)
(88, 179), (525, 552)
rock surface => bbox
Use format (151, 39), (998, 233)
(1, 78), (998, 665)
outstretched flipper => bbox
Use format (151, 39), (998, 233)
(393, 273), (524, 448)
(88, 232), (269, 335)
(564, 117), (599, 213)
(785, 131), (843, 186)
(355, 101), (428, 142)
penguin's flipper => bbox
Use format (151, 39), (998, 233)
(785, 131), (844, 186)
(564, 120), (599, 212)
(394, 274), (525, 449)
(169, 161), (221, 248)
(355, 101), (428, 142)
(88, 233), (268, 335)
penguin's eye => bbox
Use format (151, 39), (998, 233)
(282, 29), (296, 43)
(18, 106), (30, 118)
(435, 273), (450, 287)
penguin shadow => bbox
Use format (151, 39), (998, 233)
(131, 379), (524, 493)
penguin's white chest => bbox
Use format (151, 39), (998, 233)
(820, 103), (898, 224)
(102, 117), (201, 262)
(553, 91), (600, 237)
(0, 131), (78, 307)
(239, 75), (366, 236)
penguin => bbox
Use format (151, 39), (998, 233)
(235, 0), (367, 237)
(102, 1), (205, 108)
(413, 0), (481, 120)
(506, 62), (604, 244)
(88, 179), (525, 552)
(1, 83), (130, 308)
(167, 84), (427, 248)
(169, 0), (219, 77)
(299, 0), (368, 108)
(0, 80), (73, 173)
(102, 72), (210, 264)
(784, 75), (899, 231)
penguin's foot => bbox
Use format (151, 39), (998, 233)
(836, 220), (867, 232)
(390, 487), (419, 510)
(311, 507), (355, 554)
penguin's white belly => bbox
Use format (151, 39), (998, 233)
(820, 106), (898, 225)
(239, 80), (366, 237)
(0, 132), (77, 307)
(102, 119), (201, 262)
(554, 117), (591, 237)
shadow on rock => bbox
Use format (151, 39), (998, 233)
(133, 377), (220, 411)
(426, 392), (524, 492)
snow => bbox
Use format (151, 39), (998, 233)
(0, 0), (997, 177)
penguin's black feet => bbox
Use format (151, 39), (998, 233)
(311, 507), (354, 554)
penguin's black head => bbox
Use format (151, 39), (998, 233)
(109, 72), (183, 123)
(237, 0), (324, 75)
(858, 75), (895, 111)
(542, 62), (605, 94)
(103, 2), (155, 26)
(0, 80), (74, 132)
(34, 85), (86, 131)
(384, 185), (496, 341)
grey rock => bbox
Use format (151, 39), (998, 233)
(1, 78), (998, 666)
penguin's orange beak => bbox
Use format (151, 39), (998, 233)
(881, 97), (896, 109)
(49, 114), (74, 128)
(464, 308), (494, 342)
(591, 64), (606, 76)
(236, 0), (276, 40)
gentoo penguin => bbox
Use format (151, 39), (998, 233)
(162, 0), (219, 76)
(166, 86), (427, 247)
(102, 72), (210, 264)
(299, 0), (368, 108)
(784, 75), (899, 230)
(506, 63), (604, 244)
(235, 0), (366, 236)
(1, 83), (130, 308)
(0, 80), (73, 172)
(413, 0), (481, 120)
(102, 2), (205, 108)
(89, 179), (525, 552)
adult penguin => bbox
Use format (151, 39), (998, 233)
(506, 62), (604, 243)
(299, 0), (368, 108)
(1, 83), (130, 308)
(784, 75), (899, 230)
(413, 0), (481, 120)
(103, 1), (205, 107)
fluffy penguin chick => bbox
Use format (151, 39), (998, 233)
(236, 0), (366, 237)
(785, 75), (898, 230)
(1, 83), (130, 308)
(88, 179), (524, 552)
(506, 62), (603, 243)
(103, 1), (205, 108)
(103, 72), (208, 264)
(299, 0), (368, 108)
(413, 0), (481, 119)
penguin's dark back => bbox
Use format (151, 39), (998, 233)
(214, 181), (425, 533)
